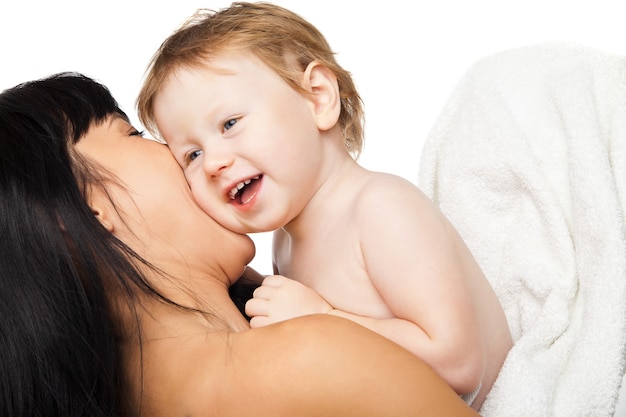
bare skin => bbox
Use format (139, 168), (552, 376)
(271, 160), (511, 409)
(76, 117), (480, 417)
(125, 305), (480, 417)
(153, 52), (512, 409)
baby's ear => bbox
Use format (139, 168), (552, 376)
(302, 61), (341, 131)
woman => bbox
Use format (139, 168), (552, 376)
(0, 72), (479, 416)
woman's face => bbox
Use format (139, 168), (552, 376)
(74, 115), (256, 282)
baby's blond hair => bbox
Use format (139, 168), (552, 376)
(137, 1), (364, 157)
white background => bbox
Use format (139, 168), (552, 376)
(2, 1), (626, 413)
(2, 0), (625, 274)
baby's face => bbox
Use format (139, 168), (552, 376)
(152, 52), (330, 235)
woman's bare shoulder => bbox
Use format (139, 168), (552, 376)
(169, 315), (478, 417)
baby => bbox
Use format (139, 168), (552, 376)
(137, 2), (512, 409)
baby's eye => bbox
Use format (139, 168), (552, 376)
(130, 129), (145, 137)
(223, 118), (238, 131)
(187, 149), (203, 162)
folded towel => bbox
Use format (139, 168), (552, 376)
(419, 42), (626, 417)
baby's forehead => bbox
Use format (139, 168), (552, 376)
(162, 52), (249, 84)
(169, 52), (291, 90)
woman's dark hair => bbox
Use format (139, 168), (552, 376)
(0, 72), (144, 417)
(0, 72), (257, 416)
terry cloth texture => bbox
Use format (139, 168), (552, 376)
(419, 42), (626, 417)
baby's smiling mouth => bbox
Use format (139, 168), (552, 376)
(228, 175), (262, 204)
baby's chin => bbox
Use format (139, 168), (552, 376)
(224, 217), (275, 235)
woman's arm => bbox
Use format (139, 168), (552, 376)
(201, 315), (479, 417)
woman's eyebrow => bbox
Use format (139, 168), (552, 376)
(106, 114), (132, 132)
(108, 112), (131, 125)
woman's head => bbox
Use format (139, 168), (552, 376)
(137, 1), (365, 157)
(0, 72), (255, 416)
(73, 102), (256, 286)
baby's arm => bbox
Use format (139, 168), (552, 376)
(339, 176), (486, 396)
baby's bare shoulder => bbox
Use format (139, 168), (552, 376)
(354, 171), (435, 216)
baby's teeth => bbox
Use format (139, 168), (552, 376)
(229, 181), (248, 199)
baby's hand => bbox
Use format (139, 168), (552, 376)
(245, 275), (332, 328)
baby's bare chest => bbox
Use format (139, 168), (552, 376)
(274, 232), (391, 317)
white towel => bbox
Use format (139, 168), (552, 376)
(419, 42), (626, 417)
